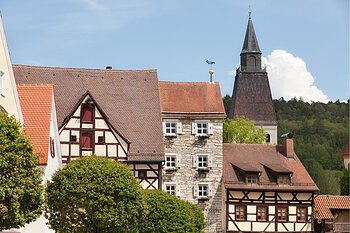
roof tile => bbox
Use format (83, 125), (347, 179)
(314, 195), (350, 219)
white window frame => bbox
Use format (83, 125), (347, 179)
(191, 120), (213, 137)
(0, 70), (4, 96)
(163, 119), (182, 136)
(194, 183), (211, 199)
(164, 183), (177, 196)
(164, 153), (180, 171)
(193, 154), (212, 171)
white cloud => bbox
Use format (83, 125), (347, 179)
(262, 49), (329, 103)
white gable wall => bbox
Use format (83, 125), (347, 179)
(0, 16), (23, 123)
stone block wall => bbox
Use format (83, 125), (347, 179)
(162, 118), (223, 232)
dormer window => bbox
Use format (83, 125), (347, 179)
(278, 175), (290, 185)
(81, 103), (94, 123)
(246, 174), (258, 185)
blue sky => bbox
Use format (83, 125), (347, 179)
(0, 0), (349, 102)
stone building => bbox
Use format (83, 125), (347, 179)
(228, 11), (277, 144)
(159, 81), (226, 232)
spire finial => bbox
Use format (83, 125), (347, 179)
(206, 60), (215, 83)
(248, 5), (252, 19)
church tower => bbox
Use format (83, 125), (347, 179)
(229, 11), (277, 144)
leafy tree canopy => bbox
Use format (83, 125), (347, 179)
(0, 114), (43, 230)
(45, 156), (145, 233)
(223, 116), (266, 144)
(340, 169), (349, 195)
(142, 190), (205, 233)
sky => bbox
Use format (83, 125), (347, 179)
(0, 0), (349, 102)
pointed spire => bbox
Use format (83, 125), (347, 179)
(241, 9), (261, 53)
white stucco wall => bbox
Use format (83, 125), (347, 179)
(0, 16), (23, 123)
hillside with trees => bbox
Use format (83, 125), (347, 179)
(223, 95), (349, 194)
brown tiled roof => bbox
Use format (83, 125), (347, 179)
(17, 84), (53, 165)
(229, 72), (277, 125)
(223, 143), (319, 191)
(159, 81), (226, 118)
(314, 195), (350, 219)
(14, 65), (164, 161)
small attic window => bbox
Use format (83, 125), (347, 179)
(81, 103), (94, 123)
(278, 175), (290, 185)
(266, 134), (271, 143)
(246, 174), (258, 185)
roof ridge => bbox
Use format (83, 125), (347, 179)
(17, 83), (54, 87)
(160, 81), (219, 84)
(13, 64), (157, 72)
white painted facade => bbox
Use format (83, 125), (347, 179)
(162, 118), (223, 232)
(0, 16), (23, 123)
(225, 190), (314, 232)
(261, 124), (278, 145)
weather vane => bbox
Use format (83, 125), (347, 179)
(206, 60), (215, 83)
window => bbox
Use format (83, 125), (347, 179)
(50, 137), (55, 158)
(235, 205), (246, 221)
(278, 175), (290, 185)
(198, 155), (208, 169)
(138, 170), (147, 179)
(257, 206), (267, 221)
(81, 132), (93, 149)
(198, 184), (208, 198)
(197, 122), (208, 135)
(98, 136), (104, 143)
(70, 135), (77, 142)
(247, 174), (258, 184)
(0, 70), (4, 96)
(266, 134), (271, 143)
(277, 207), (288, 222)
(165, 184), (176, 195)
(165, 122), (177, 135)
(297, 207), (307, 222)
(81, 103), (94, 123)
(165, 154), (177, 170)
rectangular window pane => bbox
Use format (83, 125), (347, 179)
(165, 122), (177, 135)
(81, 132), (92, 149)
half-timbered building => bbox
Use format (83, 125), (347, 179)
(159, 81), (226, 232)
(223, 134), (319, 232)
(14, 65), (164, 189)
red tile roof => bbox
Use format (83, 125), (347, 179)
(314, 195), (350, 219)
(159, 81), (226, 118)
(14, 65), (164, 161)
(223, 143), (319, 191)
(17, 84), (53, 165)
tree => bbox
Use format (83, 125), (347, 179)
(340, 169), (349, 195)
(0, 113), (43, 230)
(45, 156), (145, 233)
(223, 116), (266, 144)
(142, 190), (205, 233)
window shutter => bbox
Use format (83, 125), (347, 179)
(192, 155), (198, 168)
(191, 122), (197, 135)
(193, 185), (198, 197)
(176, 154), (181, 169)
(208, 122), (214, 135)
(208, 155), (213, 168)
(177, 122), (183, 134)
(208, 184), (213, 197)
(162, 122), (166, 134)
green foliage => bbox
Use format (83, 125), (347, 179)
(0, 114), (43, 230)
(222, 94), (232, 117)
(45, 156), (145, 233)
(0, 105), (7, 115)
(223, 116), (266, 144)
(142, 190), (205, 233)
(340, 169), (349, 195)
(274, 98), (349, 194)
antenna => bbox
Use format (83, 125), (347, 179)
(206, 60), (215, 83)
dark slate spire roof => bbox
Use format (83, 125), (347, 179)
(241, 11), (261, 54)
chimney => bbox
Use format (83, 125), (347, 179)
(281, 133), (294, 159)
(106, 66), (112, 70)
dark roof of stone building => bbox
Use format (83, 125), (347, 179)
(241, 14), (261, 54)
(223, 143), (319, 191)
(13, 64), (164, 162)
(229, 72), (277, 124)
(159, 81), (226, 118)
